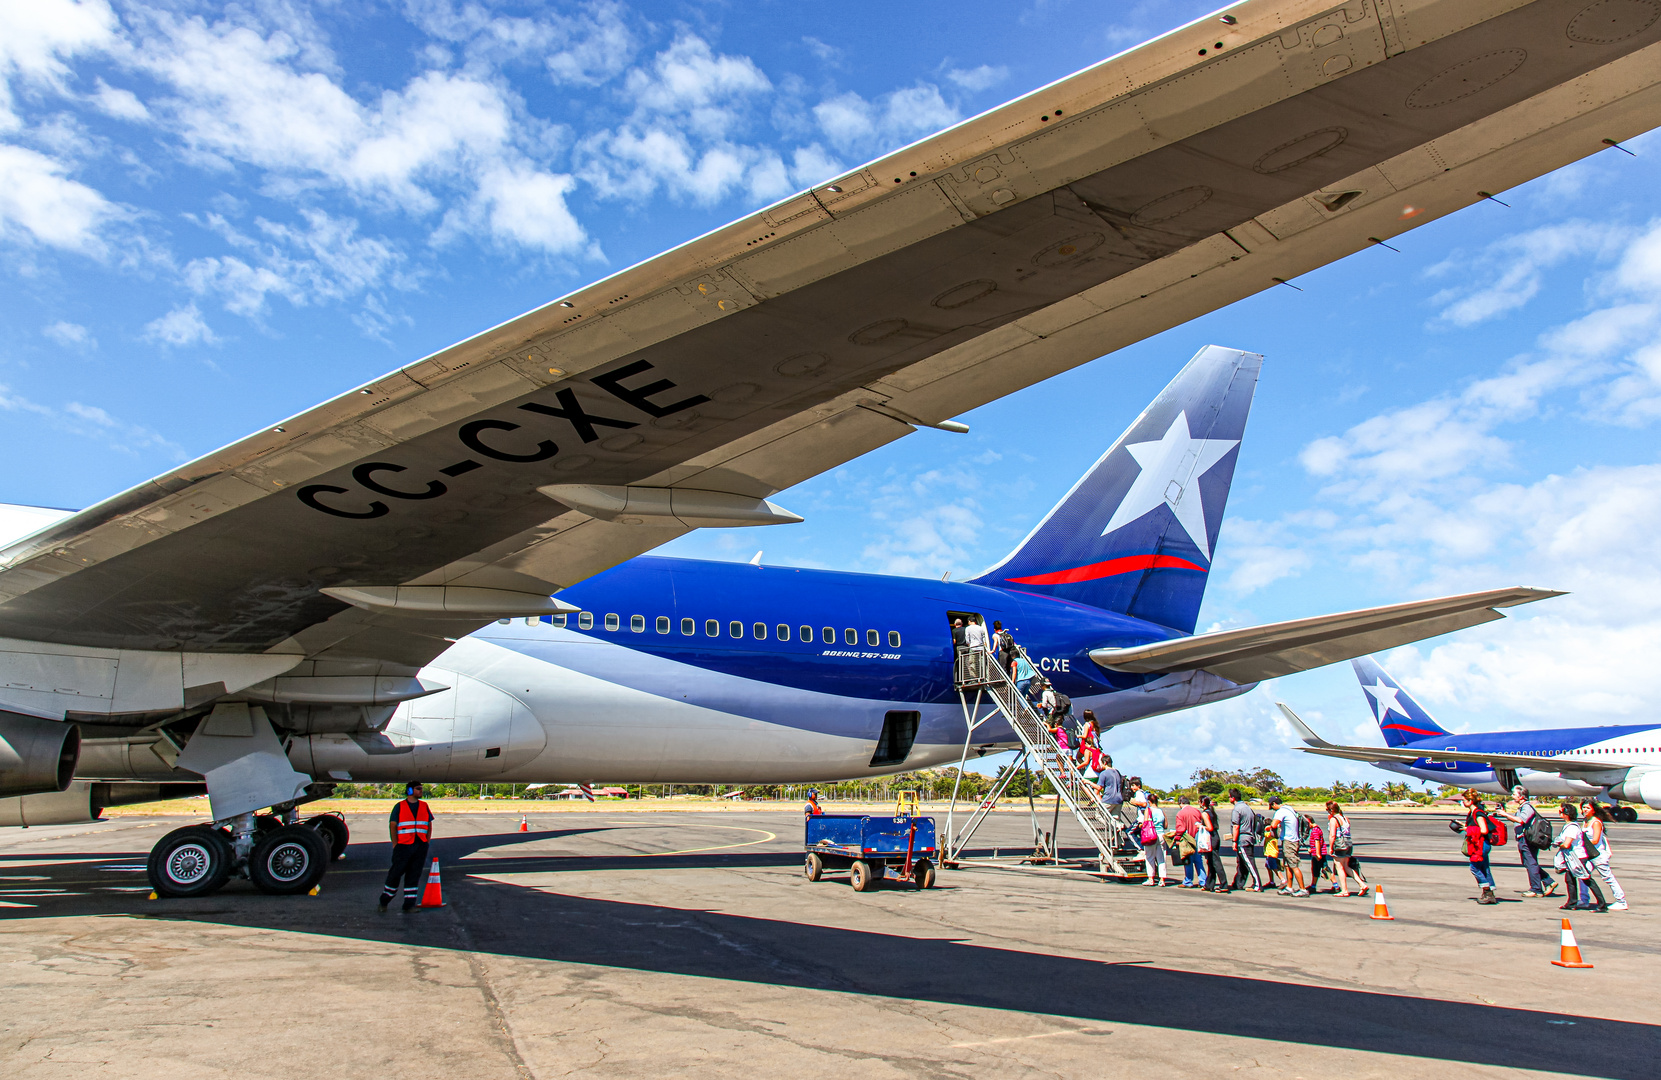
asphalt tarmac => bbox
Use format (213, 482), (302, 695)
(1, 807), (1656, 1079)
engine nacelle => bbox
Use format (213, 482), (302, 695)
(1608, 767), (1661, 810)
(0, 780), (205, 826)
(0, 712), (79, 797)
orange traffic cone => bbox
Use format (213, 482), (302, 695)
(1551, 918), (1593, 968)
(1369, 883), (1395, 920)
(419, 858), (445, 908)
(518, 816), (529, 832)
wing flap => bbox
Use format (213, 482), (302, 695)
(1090, 587), (1563, 683)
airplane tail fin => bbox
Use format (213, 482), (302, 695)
(967, 345), (1260, 634)
(1351, 656), (1451, 747)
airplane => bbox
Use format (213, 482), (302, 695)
(0, 0), (1653, 897)
(1277, 656), (1661, 822)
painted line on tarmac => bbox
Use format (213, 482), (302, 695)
(950, 1029), (1112, 1048)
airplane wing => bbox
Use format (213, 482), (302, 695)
(1274, 703), (1625, 772)
(1088, 587), (1562, 684)
(0, 0), (1655, 681)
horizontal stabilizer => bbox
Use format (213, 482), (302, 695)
(1089, 587), (1563, 684)
(1274, 703), (1622, 772)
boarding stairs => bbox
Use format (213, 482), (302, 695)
(942, 644), (1143, 878)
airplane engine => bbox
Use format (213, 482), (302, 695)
(0, 780), (205, 827)
(1608, 767), (1661, 810)
(0, 713), (79, 797)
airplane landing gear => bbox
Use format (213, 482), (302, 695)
(307, 812), (349, 861)
(147, 825), (234, 898)
(248, 824), (329, 894)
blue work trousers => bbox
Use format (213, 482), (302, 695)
(1184, 851), (1207, 887)
(1517, 838), (1552, 893)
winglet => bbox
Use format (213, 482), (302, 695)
(1275, 702), (1331, 747)
(749, 551), (763, 566)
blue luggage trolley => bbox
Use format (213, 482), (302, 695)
(803, 814), (938, 891)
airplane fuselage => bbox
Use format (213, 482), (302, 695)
(1371, 724), (1661, 800)
(288, 556), (1253, 785)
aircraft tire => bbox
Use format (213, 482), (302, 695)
(249, 824), (329, 895)
(804, 852), (823, 882)
(912, 858), (935, 890)
(308, 813), (349, 861)
(1616, 806), (1639, 823)
(147, 825), (234, 898)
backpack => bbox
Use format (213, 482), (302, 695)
(1485, 815), (1507, 846)
(1297, 814), (1311, 843)
(1051, 692), (1072, 717)
(1526, 812), (1552, 850)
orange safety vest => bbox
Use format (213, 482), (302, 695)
(393, 800), (433, 844)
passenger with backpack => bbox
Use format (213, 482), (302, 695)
(993, 620), (1019, 679)
(1306, 815), (1330, 893)
(1554, 802), (1608, 913)
(1228, 788), (1264, 891)
(1578, 801), (1628, 911)
(1454, 790), (1500, 904)
(1325, 801), (1366, 896)
(1267, 796), (1307, 896)
(1499, 786), (1558, 898)
(1137, 793), (1168, 886)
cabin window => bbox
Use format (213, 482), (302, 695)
(844, 628), (857, 645)
(681, 617), (695, 636)
(866, 629), (879, 647)
(657, 616), (670, 634)
(870, 711), (920, 767)
(630, 615), (645, 633)
(888, 630), (901, 647)
(552, 614), (567, 628)
(730, 620), (744, 638)
(604, 613), (619, 631)
(754, 622), (768, 639)
(578, 612), (593, 630)
(705, 619), (719, 637)
(799, 625), (812, 642)
(822, 626), (835, 644)
(778, 623), (791, 641)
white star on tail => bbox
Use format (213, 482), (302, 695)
(1363, 680), (1406, 720)
(1097, 410), (1239, 559)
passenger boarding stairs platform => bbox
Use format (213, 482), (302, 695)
(943, 645), (1144, 879)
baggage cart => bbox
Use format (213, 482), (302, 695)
(803, 813), (938, 891)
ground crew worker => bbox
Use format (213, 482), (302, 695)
(804, 789), (823, 816)
(380, 782), (434, 912)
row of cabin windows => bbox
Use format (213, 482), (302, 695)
(551, 611), (900, 648)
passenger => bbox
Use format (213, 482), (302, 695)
(1096, 751), (1123, 807)
(1228, 788), (1264, 892)
(964, 613), (989, 653)
(1268, 796), (1307, 896)
(1579, 801), (1628, 911)
(1306, 814), (1330, 893)
(993, 620), (1019, 679)
(1325, 801), (1366, 896)
(1263, 830), (1281, 890)
(1138, 792), (1168, 886)
(1174, 795), (1205, 888)
(1077, 709), (1102, 772)
(1199, 796), (1229, 893)
(951, 617), (966, 649)
(1555, 802), (1608, 913)
(1456, 790), (1498, 905)
(804, 789), (823, 816)
(1499, 785), (1558, 898)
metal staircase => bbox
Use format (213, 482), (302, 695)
(942, 644), (1143, 878)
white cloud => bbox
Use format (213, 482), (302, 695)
(43, 321), (94, 348)
(0, 0), (120, 131)
(946, 64), (1007, 92)
(91, 77), (148, 121)
(143, 302), (218, 346)
(812, 84), (959, 158)
(0, 143), (120, 254)
(405, 0), (636, 85)
(0, 381), (185, 459)
(469, 163), (588, 254)
(181, 209), (410, 320)
(1426, 221), (1620, 327)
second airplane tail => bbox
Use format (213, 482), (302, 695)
(968, 344), (1260, 634)
(1352, 655), (1452, 746)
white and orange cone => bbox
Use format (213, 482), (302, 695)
(1369, 883), (1395, 920)
(419, 858), (445, 908)
(1551, 918), (1593, 968)
(518, 815), (529, 833)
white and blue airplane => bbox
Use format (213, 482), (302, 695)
(1279, 657), (1661, 821)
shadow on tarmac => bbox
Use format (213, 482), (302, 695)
(6, 828), (1655, 1078)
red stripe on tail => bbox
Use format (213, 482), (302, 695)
(1006, 553), (1207, 586)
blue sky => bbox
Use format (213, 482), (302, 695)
(4, 1), (1661, 787)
